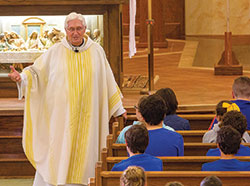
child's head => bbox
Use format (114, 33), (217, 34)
(232, 76), (250, 99)
(216, 100), (240, 121)
(220, 110), (247, 137)
(138, 94), (167, 126)
(200, 175), (222, 186)
(217, 126), (241, 155)
(120, 166), (146, 186)
(125, 124), (149, 154)
(155, 88), (178, 115)
(165, 181), (184, 186)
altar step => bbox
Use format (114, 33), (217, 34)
(0, 153), (35, 178)
(0, 77), (18, 98)
(0, 131), (23, 153)
(0, 129), (35, 177)
(0, 102), (34, 178)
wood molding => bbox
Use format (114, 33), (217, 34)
(0, 0), (129, 5)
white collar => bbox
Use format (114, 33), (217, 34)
(62, 35), (93, 52)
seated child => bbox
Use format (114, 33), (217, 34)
(203, 100), (250, 143)
(156, 88), (190, 130)
(209, 76), (250, 130)
(202, 126), (250, 171)
(200, 176), (222, 186)
(120, 166), (146, 186)
(117, 94), (184, 156)
(206, 111), (250, 156)
(116, 95), (174, 144)
(138, 94), (183, 156)
(112, 124), (163, 171)
(165, 181), (184, 186)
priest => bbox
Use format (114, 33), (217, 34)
(8, 12), (126, 186)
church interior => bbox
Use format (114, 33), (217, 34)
(0, 0), (250, 185)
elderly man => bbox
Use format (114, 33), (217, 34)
(8, 12), (126, 186)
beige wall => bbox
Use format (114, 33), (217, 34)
(186, 0), (250, 35)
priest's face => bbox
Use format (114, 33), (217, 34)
(65, 19), (86, 46)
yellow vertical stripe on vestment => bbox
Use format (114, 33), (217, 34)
(66, 48), (93, 183)
(23, 70), (36, 169)
(109, 86), (122, 111)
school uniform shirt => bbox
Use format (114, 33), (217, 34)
(111, 153), (163, 171)
(206, 144), (250, 156)
(202, 159), (250, 171)
(164, 114), (191, 130)
(145, 128), (184, 156)
(233, 100), (250, 130)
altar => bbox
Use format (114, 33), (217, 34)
(0, 50), (44, 64)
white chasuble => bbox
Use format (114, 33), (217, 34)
(19, 36), (123, 185)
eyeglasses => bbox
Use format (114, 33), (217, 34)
(67, 27), (84, 33)
(134, 105), (138, 109)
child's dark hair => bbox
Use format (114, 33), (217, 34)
(138, 94), (167, 125)
(155, 88), (178, 115)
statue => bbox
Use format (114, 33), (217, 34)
(85, 29), (91, 37)
(9, 31), (26, 50)
(93, 28), (102, 45)
(26, 31), (42, 49)
(39, 29), (49, 47)
(0, 33), (11, 51)
(51, 27), (65, 43)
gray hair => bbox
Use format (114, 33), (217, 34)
(64, 12), (87, 29)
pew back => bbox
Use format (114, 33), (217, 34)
(95, 162), (250, 186)
(106, 136), (250, 157)
(104, 156), (250, 171)
(126, 114), (214, 130)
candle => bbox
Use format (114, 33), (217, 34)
(226, 0), (230, 32)
(148, 0), (152, 20)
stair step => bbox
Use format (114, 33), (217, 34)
(0, 130), (22, 136)
(0, 79), (18, 98)
(0, 154), (35, 177)
(0, 100), (24, 133)
(0, 135), (23, 154)
(0, 99), (34, 178)
(0, 115), (23, 131)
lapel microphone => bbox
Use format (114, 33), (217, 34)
(73, 47), (79, 53)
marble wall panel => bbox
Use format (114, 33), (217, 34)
(186, 0), (250, 35)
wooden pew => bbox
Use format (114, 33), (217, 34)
(176, 130), (206, 142)
(112, 123), (250, 143)
(112, 122), (208, 143)
(92, 161), (250, 186)
(177, 130), (250, 143)
(88, 177), (95, 186)
(106, 135), (250, 156)
(100, 148), (250, 171)
(125, 104), (216, 115)
(126, 114), (214, 130)
(111, 104), (216, 134)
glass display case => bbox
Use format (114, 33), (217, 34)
(0, 15), (103, 73)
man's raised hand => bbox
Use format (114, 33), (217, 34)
(8, 66), (21, 83)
